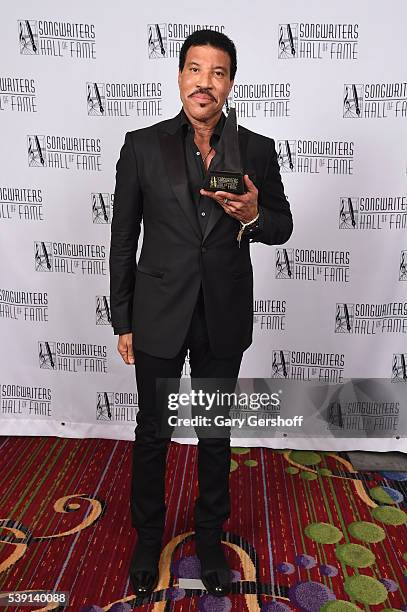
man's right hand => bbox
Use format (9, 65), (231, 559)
(117, 333), (135, 365)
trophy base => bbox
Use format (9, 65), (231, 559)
(202, 171), (245, 195)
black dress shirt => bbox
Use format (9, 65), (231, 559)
(180, 109), (225, 235)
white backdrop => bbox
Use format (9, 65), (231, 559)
(0, 0), (406, 451)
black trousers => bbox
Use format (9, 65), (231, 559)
(131, 287), (243, 541)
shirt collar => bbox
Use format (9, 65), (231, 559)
(179, 108), (226, 138)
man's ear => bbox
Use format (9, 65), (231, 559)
(228, 80), (234, 96)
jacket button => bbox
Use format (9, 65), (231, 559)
(201, 246), (207, 253)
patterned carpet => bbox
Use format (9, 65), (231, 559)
(0, 436), (406, 611)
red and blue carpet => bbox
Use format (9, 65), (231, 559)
(0, 436), (406, 611)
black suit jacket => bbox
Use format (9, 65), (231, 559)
(109, 110), (293, 358)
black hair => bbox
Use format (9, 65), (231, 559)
(179, 29), (237, 80)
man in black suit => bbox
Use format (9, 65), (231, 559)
(109, 29), (292, 599)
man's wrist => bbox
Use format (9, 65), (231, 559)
(241, 206), (261, 232)
(245, 206), (264, 240)
(240, 210), (259, 227)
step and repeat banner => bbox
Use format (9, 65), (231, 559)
(0, 0), (406, 450)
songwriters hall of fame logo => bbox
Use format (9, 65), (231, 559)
(87, 82), (162, 118)
(278, 24), (298, 59)
(277, 141), (296, 172)
(272, 351), (291, 378)
(400, 251), (407, 281)
(278, 23), (358, 60)
(0, 77), (37, 113)
(254, 298), (286, 332)
(343, 84), (363, 118)
(326, 403), (344, 430)
(28, 135), (46, 167)
(96, 392), (138, 422)
(335, 302), (407, 335)
(327, 402), (400, 433)
(343, 83), (363, 119)
(271, 350), (345, 382)
(18, 20), (39, 55)
(344, 83), (407, 119)
(335, 304), (354, 333)
(87, 83), (105, 115)
(1, 382), (52, 416)
(339, 197), (358, 228)
(34, 241), (53, 271)
(0, 288), (48, 323)
(96, 296), (111, 326)
(38, 341), (107, 372)
(339, 196), (407, 231)
(38, 341), (56, 369)
(28, 134), (101, 170)
(148, 24), (167, 58)
(233, 83), (291, 119)
(97, 392), (113, 420)
(18, 19), (96, 59)
(277, 140), (354, 174)
(0, 186), (44, 222)
(392, 354), (407, 383)
(276, 248), (293, 279)
(34, 241), (106, 275)
(92, 193), (113, 223)
(276, 248), (350, 282)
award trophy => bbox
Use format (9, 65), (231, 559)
(202, 105), (245, 195)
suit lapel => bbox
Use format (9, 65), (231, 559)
(202, 126), (250, 243)
(158, 121), (202, 241)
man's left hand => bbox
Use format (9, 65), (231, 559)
(200, 174), (258, 224)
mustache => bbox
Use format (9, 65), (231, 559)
(190, 88), (216, 100)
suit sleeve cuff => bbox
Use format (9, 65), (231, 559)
(245, 206), (265, 241)
(113, 327), (132, 336)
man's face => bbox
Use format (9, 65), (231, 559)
(178, 44), (234, 123)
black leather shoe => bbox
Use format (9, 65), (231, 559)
(130, 537), (161, 598)
(195, 535), (232, 597)
(200, 567), (231, 597)
(130, 568), (159, 598)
